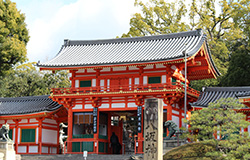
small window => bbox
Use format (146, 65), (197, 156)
(80, 80), (91, 87)
(21, 129), (36, 142)
(148, 76), (161, 84)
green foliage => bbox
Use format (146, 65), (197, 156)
(121, 0), (189, 37)
(0, 63), (70, 97)
(184, 98), (250, 159)
(122, 0), (250, 90)
(0, 0), (29, 76)
(163, 142), (216, 160)
(220, 42), (250, 86)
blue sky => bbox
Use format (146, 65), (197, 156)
(14, 0), (139, 62)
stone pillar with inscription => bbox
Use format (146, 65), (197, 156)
(144, 99), (163, 160)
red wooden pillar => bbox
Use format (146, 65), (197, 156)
(167, 104), (172, 136)
(36, 117), (45, 154)
(13, 119), (21, 153)
(67, 106), (73, 152)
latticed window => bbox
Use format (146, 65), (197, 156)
(148, 76), (161, 84)
(80, 80), (91, 87)
(21, 129), (36, 142)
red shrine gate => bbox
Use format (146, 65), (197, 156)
(38, 29), (219, 154)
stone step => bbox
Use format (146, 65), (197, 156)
(21, 154), (144, 160)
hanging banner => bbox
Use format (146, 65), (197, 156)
(93, 107), (98, 133)
(137, 106), (142, 133)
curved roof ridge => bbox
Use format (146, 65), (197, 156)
(204, 86), (250, 92)
(65, 29), (204, 46)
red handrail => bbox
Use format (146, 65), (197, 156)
(51, 82), (200, 97)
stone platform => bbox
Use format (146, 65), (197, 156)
(0, 141), (16, 160)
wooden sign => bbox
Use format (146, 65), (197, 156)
(144, 99), (163, 160)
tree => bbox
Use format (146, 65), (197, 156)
(220, 42), (250, 86)
(0, 63), (70, 97)
(0, 0), (29, 76)
(184, 98), (250, 159)
(122, 0), (248, 90)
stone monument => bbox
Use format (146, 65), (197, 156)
(144, 99), (163, 160)
(0, 123), (16, 160)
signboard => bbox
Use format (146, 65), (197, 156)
(93, 107), (98, 133)
(137, 106), (142, 133)
(144, 99), (163, 160)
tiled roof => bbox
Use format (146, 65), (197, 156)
(236, 91), (250, 97)
(0, 95), (62, 115)
(37, 29), (212, 68)
(190, 87), (250, 107)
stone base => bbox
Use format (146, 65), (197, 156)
(0, 141), (16, 160)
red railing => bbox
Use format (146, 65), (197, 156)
(51, 82), (200, 97)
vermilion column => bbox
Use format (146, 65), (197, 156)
(13, 119), (21, 153)
(36, 117), (45, 154)
(67, 106), (73, 152)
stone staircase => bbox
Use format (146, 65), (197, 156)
(21, 154), (143, 160)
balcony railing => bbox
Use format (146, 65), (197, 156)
(51, 82), (200, 97)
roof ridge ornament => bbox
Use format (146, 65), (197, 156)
(64, 39), (69, 46)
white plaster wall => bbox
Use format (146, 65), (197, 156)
(87, 69), (95, 72)
(128, 103), (137, 108)
(172, 110), (179, 115)
(112, 103), (125, 108)
(42, 146), (48, 153)
(113, 67), (126, 71)
(43, 119), (57, 124)
(248, 125), (250, 135)
(75, 80), (79, 88)
(156, 64), (165, 68)
(129, 66), (139, 70)
(51, 147), (57, 154)
(18, 146), (26, 153)
(36, 128), (39, 144)
(101, 68), (111, 72)
(19, 119), (28, 123)
(100, 80), (104, 86)
(73, 105), (82, 110)
(18, 128), (20, 143)
(172, 116), (179, 128)
(135, 78), (139, 85)
(30, 119), (38, 123)
(6, 120), (14, 124)
(145, 65), (154, 69)
(143, 76), (148, 85)
(41, 129), (57, 144)
(29, 146), (38, 153)
(161, 75), (166, 83)
(85, 104), (93, 109)
(92, 79), (96, 87)
(99, 104), (109, 109)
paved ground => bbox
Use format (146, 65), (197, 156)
(21, 154), (143, 160)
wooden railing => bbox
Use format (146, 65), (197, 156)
(51, 82), (200, 97)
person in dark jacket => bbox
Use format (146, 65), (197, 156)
(110, 132), (121, 154)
